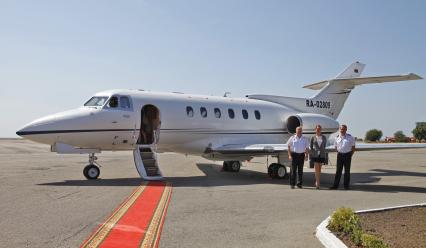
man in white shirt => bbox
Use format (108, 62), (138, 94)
(330, 124), (356, 190)
(287, 126), (309, 189)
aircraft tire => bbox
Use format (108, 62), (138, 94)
(84, 164), (100, 180)
(222, 161), (230, 171)
(276, 164), (287, 179)
(230, 161), (241, 172)
(268, 163), (279, 178)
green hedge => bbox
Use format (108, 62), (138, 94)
(328, 207), (388, 248)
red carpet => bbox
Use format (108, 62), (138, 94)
(81, 181), (172, 248)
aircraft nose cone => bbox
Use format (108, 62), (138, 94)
(16, 124), (36, 137)
(16, 114), (58, 138)
(16, 128), (25, 137)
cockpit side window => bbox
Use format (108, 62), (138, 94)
(120, 96), (131, 109)
(84, 96), (108, 107)
(108, 96), (119, 108)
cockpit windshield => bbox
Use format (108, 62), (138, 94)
(84, 96), (109, 107)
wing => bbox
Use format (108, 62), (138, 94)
(323, 143), (426, 152)
(212, 143), (288, 155)
(352, 143), (426, 151)
(212, 142), (426, 156)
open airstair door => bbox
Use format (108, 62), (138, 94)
(133, 145), (163, 180)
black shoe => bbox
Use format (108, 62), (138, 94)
(316, 186), (320, 190)
(344, 187), (350, 190)
(297, 185), (303, 189)
(291, 185), (295, 189)
(329, 186), (338, 190)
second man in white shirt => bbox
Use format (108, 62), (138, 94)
(287, 126), (309, 189)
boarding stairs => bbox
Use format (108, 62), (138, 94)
(133, 145), (163, 180)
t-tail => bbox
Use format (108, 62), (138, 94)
(248, 61), (422, 119)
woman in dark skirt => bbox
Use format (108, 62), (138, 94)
(310, 125), (327, 189)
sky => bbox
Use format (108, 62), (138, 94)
(1, 0), (425, 138)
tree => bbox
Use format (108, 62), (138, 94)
(412, 122), (426, 141)
(394, 130), (407, 142)
(365, 129), (383, 142)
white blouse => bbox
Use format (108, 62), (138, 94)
(316, 135), (323, 147)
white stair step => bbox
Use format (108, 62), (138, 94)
(133, 145), (163, 180)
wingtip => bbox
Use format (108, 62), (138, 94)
(408, 73), (423, 80)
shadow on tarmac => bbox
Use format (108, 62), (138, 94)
(37, 163), (426, 194)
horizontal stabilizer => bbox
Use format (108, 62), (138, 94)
(303, 73), (422, 90)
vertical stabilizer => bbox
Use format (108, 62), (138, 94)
(335, 61), (365, 78)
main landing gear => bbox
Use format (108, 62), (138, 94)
(222, 161), (241, 172)
(83, 153), (101, 180)
(268, 163), (288, 179)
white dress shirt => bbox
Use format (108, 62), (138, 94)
(288, 135), (309, 153)
(334, 134), (355, 153)
(316, 135), (323, 147)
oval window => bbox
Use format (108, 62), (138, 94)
(214, 108), (221, 118)
(254, 110), (261, 120)
(228, 109), (235, 119)
(200, 107), (207, 118)
(242, 109), (248, 119)
(186, 106), (194, 117)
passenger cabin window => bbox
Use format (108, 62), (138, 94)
(108, 96), (119, 108)
(200, 107), (207, 118)
(254, 110), (261, 120)
(242, 109), (248, 119)
(120, 96), (131, 109)
(84, 96), (108, 107)
(228, 109), (235, 119)
(214, 108), (221, 118)
(186, 106), (194, 117)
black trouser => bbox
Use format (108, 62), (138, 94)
(290, 152), (305, 186)
(332, 152), (353, 188)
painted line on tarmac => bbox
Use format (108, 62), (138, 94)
(80, 181), (172, 248)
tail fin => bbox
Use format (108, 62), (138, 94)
(247, 62), (422, 120)
(304, 62), (422, 119)
(335, 61), (365, 78)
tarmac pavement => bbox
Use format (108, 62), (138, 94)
(0, 139), (425, 248)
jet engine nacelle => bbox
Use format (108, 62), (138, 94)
(285, 113), (339, 134)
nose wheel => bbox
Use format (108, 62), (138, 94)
(83, 164), (100, 179)
(83, 153), (101, 180)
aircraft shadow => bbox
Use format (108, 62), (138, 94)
(37, 163), (426, 194)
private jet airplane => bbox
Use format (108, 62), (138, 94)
(16, 62), (426, 180)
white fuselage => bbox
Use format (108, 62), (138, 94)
(17, 90), (335, 157)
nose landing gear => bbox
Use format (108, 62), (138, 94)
(83, 153), (101, 180)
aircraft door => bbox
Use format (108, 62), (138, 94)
(137, 105), (161, 145)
